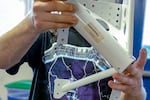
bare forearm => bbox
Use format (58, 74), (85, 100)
(0, 1), (78, 69)
(0, 14), (39, 69)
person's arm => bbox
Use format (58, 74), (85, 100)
(0, 14), (38, 69)
(0, 0), (77, 69)
(108, 48), (147, 100)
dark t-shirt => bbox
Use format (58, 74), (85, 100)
(6, 28), (112, 100)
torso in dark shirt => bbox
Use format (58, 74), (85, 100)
(6, 28), (112, 100)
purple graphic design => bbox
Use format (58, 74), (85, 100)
(44, 44), (112, 100)
(46, 57), (104, 100)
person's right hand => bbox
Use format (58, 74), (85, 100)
(30, 0), (78, 33)
(108, 48), (147, 100)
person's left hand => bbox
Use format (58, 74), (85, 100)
(108, 48), (147, 100)
(30, 0), (78, 34)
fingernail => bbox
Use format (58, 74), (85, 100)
(70, 4), (77, 12)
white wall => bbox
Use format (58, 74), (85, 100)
(0, 63), (33, 100)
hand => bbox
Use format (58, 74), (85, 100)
(30, 0), (78, 33)
(108, 48), (147, 100)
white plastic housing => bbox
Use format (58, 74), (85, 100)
(54, 68), (117, 99)
(53, 0), (135, 100)
(68, 0), (135, 73)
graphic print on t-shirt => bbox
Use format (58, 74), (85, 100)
(43, 43), (112, 100)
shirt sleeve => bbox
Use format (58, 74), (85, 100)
(6, 33), (44, 75)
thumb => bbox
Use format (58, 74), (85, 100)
(135, 48), (147, 69)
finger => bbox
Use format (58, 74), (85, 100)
(112, 73), (133, 85)
(108, 80), (128, 92)
(33, 11), (77, 25)
(34, 21), (73, 32)
(135, 48), (147, 69)
(45, 21), (73, 28)
(34, 1), (77, 12)
(124, 48), (147, 75)
(124, 65), (139, 76)
(45, 12), (78, 24)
